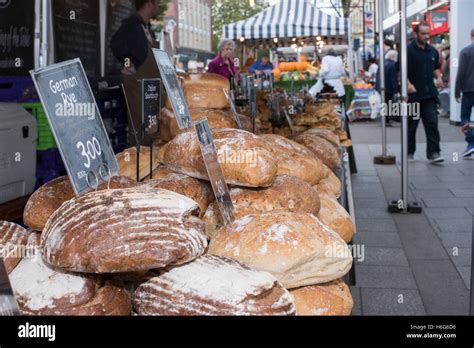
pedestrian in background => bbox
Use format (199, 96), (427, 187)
(407, 22), (445, 164)
(455, 29), (474, 158)
(207, 39), (238, 81)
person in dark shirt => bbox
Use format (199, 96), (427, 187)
(455, 29), (474, 158)
(248, 55), (274, 75)
(407, 22), (444, 164)
(111, 0), (161, 147)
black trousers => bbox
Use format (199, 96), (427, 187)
(461, 91), (474, 146)
(408, 98), (441, 157)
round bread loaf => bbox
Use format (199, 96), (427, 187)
(203, 175), (321, 239)
(290, 279), (353, 316)
(157, 128), (278, 187)
(260, 134), (327, 185)
(315, 167), (341, 198)
(293, 133), (341, 170)
(208, 212), (353, 288)
(133, 255), (296, 316)
(144, 173), (214, 216)
(318, 193), (354, 243)
(116, 147), (161, 181)
(23, 175), (138, 232)
(166, 73), (230, 109)
(303, 129), (340, 149)
(0, 221), (37, 273)
(41, 187), (208, 273)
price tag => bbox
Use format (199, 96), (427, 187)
(0, 260), (20, 316)
(142, 78), (161, 134)
(194, 119), (234, 225)
(247, 76), (257, 119)
(223, 89), (243, 130)
(152, 49), (192, 129)
(30, 59), (119, 195)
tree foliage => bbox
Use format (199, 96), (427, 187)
(211, 0), (270, 51)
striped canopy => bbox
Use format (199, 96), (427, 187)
(223, 0), (349, 41)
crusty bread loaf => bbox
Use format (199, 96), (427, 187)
(260, 134), (327, 185)
(23, 176), (138, 232)
(160, 107), (237, 142)
(166, 73), (230, 110)
(306, 103), (335, 118)
(157, 128), (277, 187)
(145, 165), (176, 180)
(203, 175), (320, 239)
(303, 129), (340, 149)
(144, 173), (214, 216)
(318, 193), (354, 243)
(290, 279), (353, 316)
(116, 146), (161, 181)
(293, 133), (341, 170)
(133, 255), (296, 316)
(41, 188), (208, 273)
(315, 167), (341, 199)
(0, 221), (37, 273)
(208, 212), (353, 288)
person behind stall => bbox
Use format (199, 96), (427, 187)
(455, 29), (474, 158)
(407, 22), (444, 164)
(207, 39), (238, 81)
(364, 57), (378, 84)
(248, 51), (274, 76)
(319, 48), (346, 97)
(111, 0), (161, 147)
(376, 50), (399, 126)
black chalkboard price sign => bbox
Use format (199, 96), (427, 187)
(0, 259), (19, 316)
(30, 59), (119, 195)
(152, 49), (192, 129)
(142, 78), (160, 134)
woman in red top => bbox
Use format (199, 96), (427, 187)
(207, 39), (238, 81)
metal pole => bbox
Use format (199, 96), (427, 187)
(41, 0), (48, 68)
(399, 0), (408, 213)
(378, 0), (387, 156)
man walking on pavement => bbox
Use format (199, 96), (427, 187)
(455, 29), (474, 158)
(407, 22), (445, 164)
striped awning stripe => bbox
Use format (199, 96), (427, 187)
(223, 0), (348, 40)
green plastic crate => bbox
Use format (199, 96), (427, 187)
(20, 102), (57, 150)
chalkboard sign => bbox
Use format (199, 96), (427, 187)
(195, 119), (234, 225)
(31, 59), (119, 195)
(0, 259), (19, 316)
(223, 89), (243, 130)
(142, 78), (160, 134)
(152, 49), (192, 129)
(105, 0), (136, 77)
(0, 0), (35, 76)
(52, 0), (101, 80)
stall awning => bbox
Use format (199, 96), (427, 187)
(223, 0), (348, 40)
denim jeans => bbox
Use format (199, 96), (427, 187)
(461, 91), (474, 146)
(408, 98), (441, 157)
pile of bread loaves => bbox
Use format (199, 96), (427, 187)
(0, 74), (355, 316)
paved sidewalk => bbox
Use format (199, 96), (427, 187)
(348, 117), (473, 315)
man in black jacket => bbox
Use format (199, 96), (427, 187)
(407, 22), (444, 164)
(455, 29), (474, 158)
(111, 0), (161, 146)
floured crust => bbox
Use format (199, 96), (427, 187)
(208, 212), (353, 288)
(293, 134), (341, 170)
(132, 255), (296, 316)
(303, 129), (340, 149)
(315, 167), (341, 198)
(157, 128), (278, 187)
(0, 221), (37, 273)
(41, 187), (208, 273)
(318, 193), (354, 243)
(290, 279), (353, 316)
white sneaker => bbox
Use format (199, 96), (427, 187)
(408, 154), (416, 162)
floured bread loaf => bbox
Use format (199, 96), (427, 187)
(160, 108), (237, 142)
(315, 167), (341, 198)
(144, 173), (214, 215)
(290, 279), (353, 316)
(208, 212), (353, 288)
(0, 221), (37, 273)
(304, 129), (340, 149)
(260, 134), (327, 185)
(41, 188), (208, 273)
(294, 133), (341, 170)
(157, 128), (277, 187)
(318, 193), (354, 243)
(203, 176), (320, 239)
(23, 175), (138, 232)
(133, 255), (296, 316)
(166, 73), (230, 110)
(116, 147), (161, 181)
